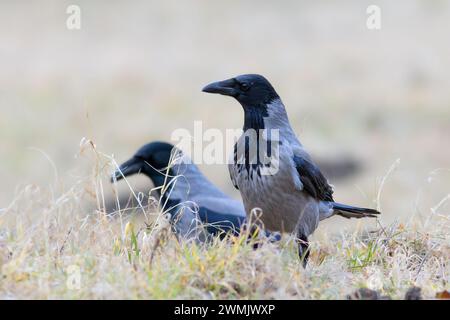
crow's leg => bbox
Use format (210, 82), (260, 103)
(297, 233), (310, 267)
(239, 223), (264, 249)
(248, 224), (263, 249)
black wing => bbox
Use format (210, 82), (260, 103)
(293, 155), (334, 202)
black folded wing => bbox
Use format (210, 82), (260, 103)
(293, 155), (334, 202)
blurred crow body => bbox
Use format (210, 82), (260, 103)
(203, 74), (380, 265)
(111, 141), (280, 242)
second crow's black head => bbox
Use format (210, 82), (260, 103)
(111, 141), (175, 188)
(202, 74), (279, 109)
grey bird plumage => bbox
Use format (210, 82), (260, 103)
(111, 142), (280, 242)
(202, 74), (380, 265)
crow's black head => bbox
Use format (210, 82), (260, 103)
(111, 141), (175, 187)
(202, 74), (279, 109)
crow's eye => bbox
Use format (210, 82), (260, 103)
(240, 82), (250, 91)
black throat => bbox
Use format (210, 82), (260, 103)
(143, 167), (175, 197)
(242, 104), (269, 131)
(235, 102), (279, 178)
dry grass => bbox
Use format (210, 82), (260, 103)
(0, 143), (448, 300)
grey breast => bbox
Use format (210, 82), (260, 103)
(229, 137), (312, 233)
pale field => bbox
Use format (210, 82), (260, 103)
(0, 1), (449, 299)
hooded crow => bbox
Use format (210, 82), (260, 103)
(111, 141), (280, 242)
(203, 74), (380, 265)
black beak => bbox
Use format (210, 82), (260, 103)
(202, 78), (238, 97)
(111, 157), (143, 183)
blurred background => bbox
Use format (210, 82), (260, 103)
(1, 0), (449, 231)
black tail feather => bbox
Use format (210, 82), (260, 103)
(332, 202), (380, 219)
